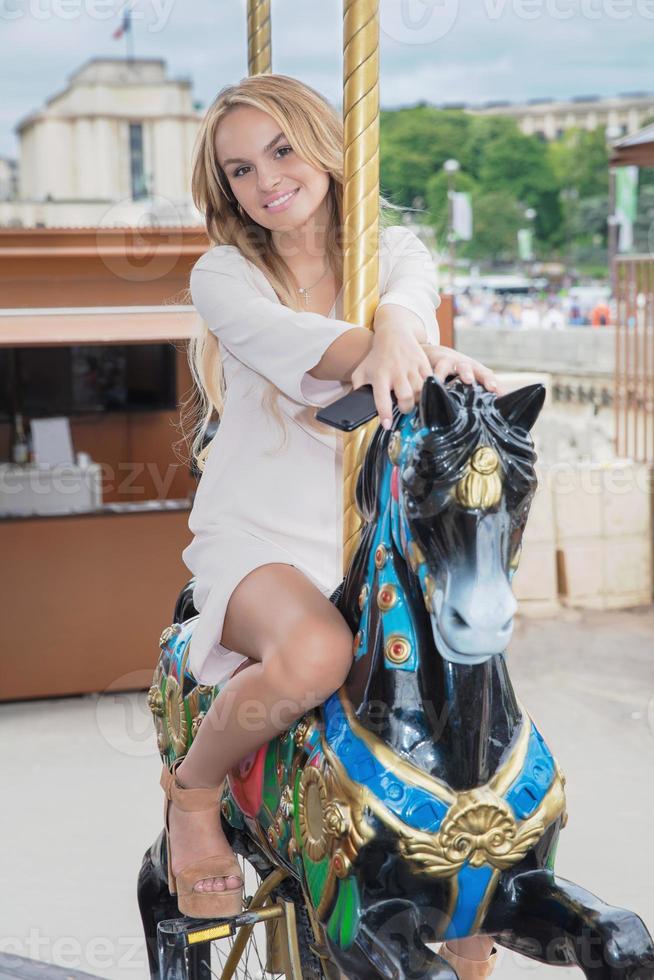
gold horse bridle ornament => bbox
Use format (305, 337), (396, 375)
(454, 445), (503, 510)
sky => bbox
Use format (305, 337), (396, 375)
(1, 0), (653, 157)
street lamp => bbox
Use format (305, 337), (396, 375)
(443, 158), (460, 291)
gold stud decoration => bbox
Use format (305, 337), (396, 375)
(374, 544), (388, 569)
(385, 635), (411, 664)
(377, 584), (398, 612)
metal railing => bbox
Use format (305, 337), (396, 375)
(614, 255), (654, 462)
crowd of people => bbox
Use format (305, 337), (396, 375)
(453, 290), (613, 330)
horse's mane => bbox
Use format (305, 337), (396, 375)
(356, 382), (539, 522)
(354, 408), (399, 522)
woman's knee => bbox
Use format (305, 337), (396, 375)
(264, 614), (354, 705)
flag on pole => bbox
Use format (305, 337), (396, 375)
(615, 165), (639, 253)
(451, 191), (473, 241)
(112, 5), (131, 39)
(517, 228), (533, 261)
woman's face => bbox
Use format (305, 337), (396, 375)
(214, 105), (331, 239)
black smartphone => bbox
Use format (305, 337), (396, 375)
(316, 384), (396, 431)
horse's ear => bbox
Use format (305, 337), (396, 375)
(419, 375), (457, 429)
(495, 383), (546, 432)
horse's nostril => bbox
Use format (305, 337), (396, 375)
(451, 609), (468, 628)
(502, 617), (513, 631)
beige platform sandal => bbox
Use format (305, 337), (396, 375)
(160, 755), (244, 918)
(438, 941), (499, 979)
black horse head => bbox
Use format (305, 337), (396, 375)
(349, 375), (545, 670)
(400, 376), (544, 666)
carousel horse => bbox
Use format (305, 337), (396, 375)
(140, 376), (654, 980)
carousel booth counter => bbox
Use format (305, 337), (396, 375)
(0, 306), (199, 702)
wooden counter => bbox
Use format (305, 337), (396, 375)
(0, 503), (194, 702)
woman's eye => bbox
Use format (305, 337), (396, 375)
(233, 146), (292, 179)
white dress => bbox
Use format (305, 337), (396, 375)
(182, 224), (441, 686)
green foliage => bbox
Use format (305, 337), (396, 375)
(379, 105), (646, 268)
(461, 189), (526, 262)
(477, 129), (562, 239)
(549, 127), (609, 198)
(380, 106), (473, 207)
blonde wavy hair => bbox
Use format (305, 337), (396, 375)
(180, 72), (406, 472)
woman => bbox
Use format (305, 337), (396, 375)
(161, 73), (499, 977)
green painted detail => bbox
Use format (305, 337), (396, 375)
(304, 851), (331, 908)
(546, 835), (559, 870)
(327, 877), (361, 950)
(280, 730), (297, 772)
(262, 741), (281, 816)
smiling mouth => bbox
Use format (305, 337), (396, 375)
(264, 187), (300, 209)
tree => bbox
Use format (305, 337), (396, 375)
(460, 189), (526, 263)
(477, 130), (562, 241)
(380, 106), (473, 207)
(463, 116), (523, 181)
(549, 127), (609, 199)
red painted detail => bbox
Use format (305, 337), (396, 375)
(391, 466), (399, 501)
(227, 744), (267, 817)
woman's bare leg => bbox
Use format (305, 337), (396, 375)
(167, 563), (354, 892)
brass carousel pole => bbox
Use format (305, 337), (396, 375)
(341, 0), (381, 573)
(247, 0), (272, 75)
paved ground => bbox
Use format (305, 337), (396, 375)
(1, 604), (653, 980)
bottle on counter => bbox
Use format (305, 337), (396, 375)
(11, 413), (31, 465)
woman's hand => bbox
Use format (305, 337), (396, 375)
(350, 323), (505, 429)
(421, 344), (508, 397)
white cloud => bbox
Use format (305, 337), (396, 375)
(0, 0), (651, 156)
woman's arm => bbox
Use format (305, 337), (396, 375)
(190, 248), (371, 407)
(308, 226), (438, 383)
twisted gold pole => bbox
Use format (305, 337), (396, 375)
(341, 0), (380, 574)
(247, 0), (272, 75)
